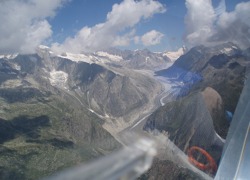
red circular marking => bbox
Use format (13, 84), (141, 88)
(187, 146), (217, 173)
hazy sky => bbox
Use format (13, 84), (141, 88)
(0, 0), (249, 54)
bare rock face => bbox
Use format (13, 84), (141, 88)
(201, 87), (229, 138)
(197, 54), (246, 113)
(106, 48), (171, 70)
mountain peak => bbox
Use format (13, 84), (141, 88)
(163, 47), (185, 61)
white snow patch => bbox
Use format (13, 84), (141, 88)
(222, 47), (233, 53)
(58, 52), (93, 64)
(1, 79), (22, 88)
(0, 54), (18, 59)
(38, 45), (50, 50)
(220, 47), (238, 55)
(88, 108), (95, 113)
(163, 48), (184, 61)
(104, 113), (110, 118)
(130, 114), (152, 130)
(88, 108), (108, 120)
(13, 64), (21, 71)
(96, 51), (123, 61)
(49, 70), (68, 89)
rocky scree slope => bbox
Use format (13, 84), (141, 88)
(38, 47), (163, 131)
(0, 53), (124, 180)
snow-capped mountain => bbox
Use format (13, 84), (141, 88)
(162, 47), (186, 61)
(120, 48), (170, 70)
(1, 45), (163, 133)
(0, 54), (19, 60)
(156, 42), (249, 112)
(35, 46), (171, 71)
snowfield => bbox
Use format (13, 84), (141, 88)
(96, 51), (123, 62)
(58, 52), (94, 64)
(163, 47), (185, 61)
(49, 70), (69, 89)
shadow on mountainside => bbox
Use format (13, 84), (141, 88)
(0, 115), (50, 144)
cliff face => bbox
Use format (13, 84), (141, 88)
(194, 53), (247, 113)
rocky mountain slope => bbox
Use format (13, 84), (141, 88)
(49, 50), (162, 132)
(162, 47), (186, 62)
(157, 42), (247, 105)
(0, 54), (125, 179)
(142, 43), (249, 178)
(0, 46), (167, 179)
(102, 48), (171, 70)
(155, 42), (249, 134)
